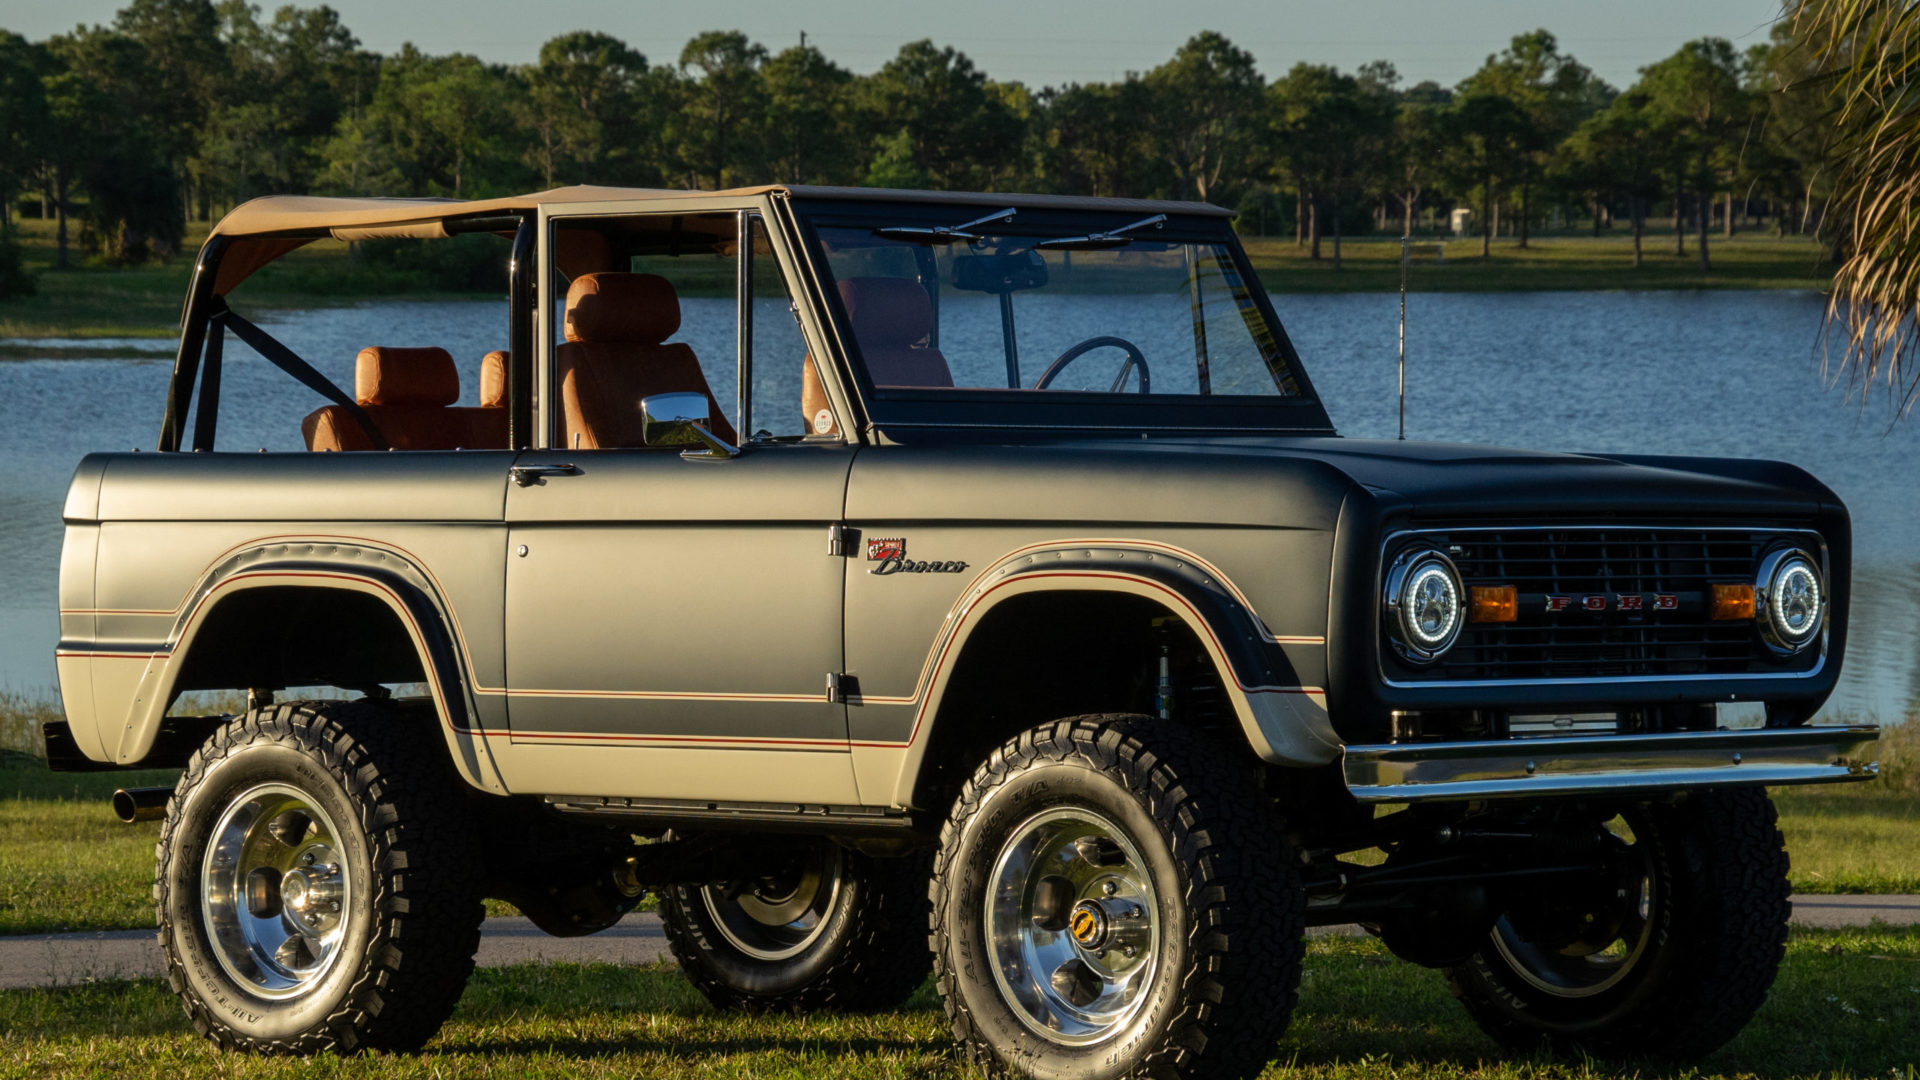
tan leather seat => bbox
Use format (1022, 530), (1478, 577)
(557, 272), (736, 450)
(837, 277), (954, 388)
(303, 346), (507, 451)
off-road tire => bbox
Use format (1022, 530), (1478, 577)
(155, 700), (485, 1053)
(1448, 786), (1791, 1060)
(931, 715), (1305, 1080)
(659, 844), (934, 1012)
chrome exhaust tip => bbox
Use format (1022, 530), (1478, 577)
(112, 787), (170, 824)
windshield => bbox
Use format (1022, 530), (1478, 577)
(808, 221), (1305, 403)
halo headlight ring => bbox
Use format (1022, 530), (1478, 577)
(1383, 549), (1465, 664)
(1753, 548), (1824, 655)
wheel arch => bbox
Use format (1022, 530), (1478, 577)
(110, 540), (504, 793)
(888, 542), (1340, 810)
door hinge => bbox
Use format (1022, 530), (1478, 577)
(826, 672), (843, 703)
(827, 522), (854, 557)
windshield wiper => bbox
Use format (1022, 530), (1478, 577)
(1035, 214), (1167, 251)
(873, 207), (1016, 245)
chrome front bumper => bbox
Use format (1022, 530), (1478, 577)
(1343, 725), (1881, 803)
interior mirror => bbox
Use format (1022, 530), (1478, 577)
(952, 250), (1049, 294)
(640, 392), (738, 461)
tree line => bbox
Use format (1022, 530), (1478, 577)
(0, 0), (1840, 283)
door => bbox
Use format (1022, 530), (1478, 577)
(501, 446), (857, 802)
(495, 201), (860, 804)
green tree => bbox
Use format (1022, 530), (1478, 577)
(1143, 31), (1264, 202)
(1037, 78), (1158, 197)
(1638, 39), (1751, 271)
(519, 31), (651, 188)
(112, 0), (227, 225)
(673, 31), (768, 190)
(1563, 89), (1664, 264)
(0, 31), (52, 231)
(762, 44), (855, 184)
(1269, 62), (1396, 266)
(46, 28), (184, 263)
(1458, 30), (1610, 248)
(858, 41), (1020, 189)
(1443, 91), (1531, 257)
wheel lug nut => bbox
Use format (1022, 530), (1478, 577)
(1123, 946), (1137, 959)
(1101, 882), (1118, 897)
(302, 853), (316, 866)
(1128, 904), (1143, 919)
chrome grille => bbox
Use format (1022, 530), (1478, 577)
(1391, 528), (1820, 682)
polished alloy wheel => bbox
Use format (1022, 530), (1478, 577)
(1488, 815), (1656, 999)
(984, 807), (1161, 1045)
(200, 783), (353, 999)
(699, 843), (844, 961)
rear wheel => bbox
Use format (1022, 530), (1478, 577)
(156, 700), (484, 1053)
(932, 715), (1304, 1080)
(659, 838), (933, 1011)
(1448, 787), (1791, 1059)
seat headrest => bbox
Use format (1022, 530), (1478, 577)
(565, 272), (680, 344)
(356, 346), (458, 407)
(479, 350), (507, 408)
(838, 277), (933, 349)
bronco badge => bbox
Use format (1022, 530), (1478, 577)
(866, 537), (967, 575)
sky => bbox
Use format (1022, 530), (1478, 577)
(0, 0), (1788, 92)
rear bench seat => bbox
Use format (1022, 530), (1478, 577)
(303, 347), (508, 451)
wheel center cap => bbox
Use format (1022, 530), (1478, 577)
(1069, 899), (1110, 949)
(281, 869), (311, 912)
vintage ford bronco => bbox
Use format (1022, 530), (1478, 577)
(47, 184), (1877, 1078)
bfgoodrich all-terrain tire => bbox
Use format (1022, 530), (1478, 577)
(1448, 786), (1791, 1060)
(659, 838), (933, 1012)
(932, 715), (1305, 1080)
(155, 700), (485, 1054)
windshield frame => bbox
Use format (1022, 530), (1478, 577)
(789, 199), (1333, 436)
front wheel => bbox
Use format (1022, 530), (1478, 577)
(1448, 787), (1791, 1060)
(932, 716), (1304, 1080)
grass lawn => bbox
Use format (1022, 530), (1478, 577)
(1, 928), (1914, 1079)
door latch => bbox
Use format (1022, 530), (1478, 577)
(509, 463), (579, 487)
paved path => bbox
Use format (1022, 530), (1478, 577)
(4, 896), (1915, 991)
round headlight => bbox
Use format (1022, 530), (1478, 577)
(1384, 550), (1464, 662)
(1755, 548), (1824, 653)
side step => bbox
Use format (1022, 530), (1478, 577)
(545, 795), (918, 835)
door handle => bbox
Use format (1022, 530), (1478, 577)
(509, 463), (580, 487)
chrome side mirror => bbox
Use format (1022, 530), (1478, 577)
(640, 392), (739, 461)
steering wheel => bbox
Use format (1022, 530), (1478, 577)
(1035, 336), (1151, 394)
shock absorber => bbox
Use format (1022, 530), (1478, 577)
(1154, 620), (1175, 720)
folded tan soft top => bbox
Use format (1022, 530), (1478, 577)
(204, 184), (1231, 295)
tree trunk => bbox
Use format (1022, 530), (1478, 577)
(1632, 198), (1644, 267)
(1673, 193), (1685, 256)
(1308, 197), (1321, 260)
(1333, 196), (1343, 270)
(1481, 183), (1492, 258)
(1, 188), (10, 229)
(1403, 191), (1415, 238)
(1518, 181), (1531, 248)
(1724, 189), (1734, 238)
(1295, 189), (1304, 247)
(54, 169), (69, 270)
(1591, 198), (1602, 236)
(1697, 186), (1711, 272)
(1492, 198), (1501, 240)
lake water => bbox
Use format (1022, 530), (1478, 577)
(0, 290), (1914, 722)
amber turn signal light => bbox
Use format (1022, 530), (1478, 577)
(1710, 583), (1755, 621)
(1469, 585), (1518, 623)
